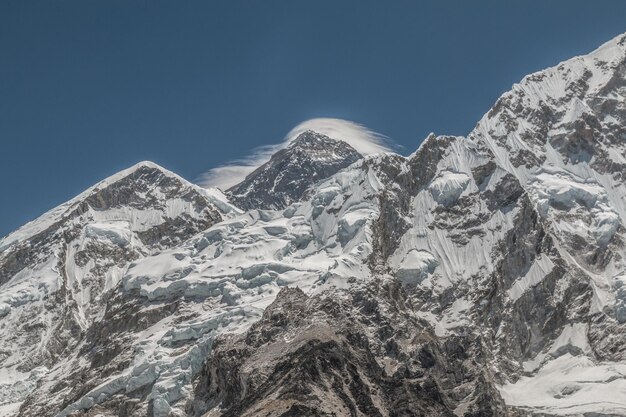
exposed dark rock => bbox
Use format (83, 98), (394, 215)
(189, 284), (510, 417)
(228, 131), (362, 210)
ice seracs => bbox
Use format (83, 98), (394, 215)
(428, 171), (471, 206)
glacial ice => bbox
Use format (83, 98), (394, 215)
(395, 249), (438, 285)
(428, 171), (470, 206)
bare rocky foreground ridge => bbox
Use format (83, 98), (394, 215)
(1, 32), (626, 417)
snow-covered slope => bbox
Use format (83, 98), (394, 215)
(2, 32), (626, 417)
(465, 32), (626, 416)
(0, 162), (223, 415)
(10, 155), (387, 417)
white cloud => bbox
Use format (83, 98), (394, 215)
(284, 118), (392, 155)
(198, 118), (394, 190)
(197, 164), (259, 191)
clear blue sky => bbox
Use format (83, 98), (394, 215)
(1, 0), (625, 237)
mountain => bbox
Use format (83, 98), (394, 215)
(227, 130), (363, 210)
(1, 32), (626, 417)
(0, 162), (224, 416)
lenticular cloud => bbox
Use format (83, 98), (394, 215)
(198, 118), (393, 190)
(284, 118), (392, 155)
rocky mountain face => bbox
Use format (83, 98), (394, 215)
(1, 33), (626, 417)
(190, 284), (508, 417)
(227, 130), (363, 210)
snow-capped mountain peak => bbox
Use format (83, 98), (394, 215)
(226, 130), (363, 210)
